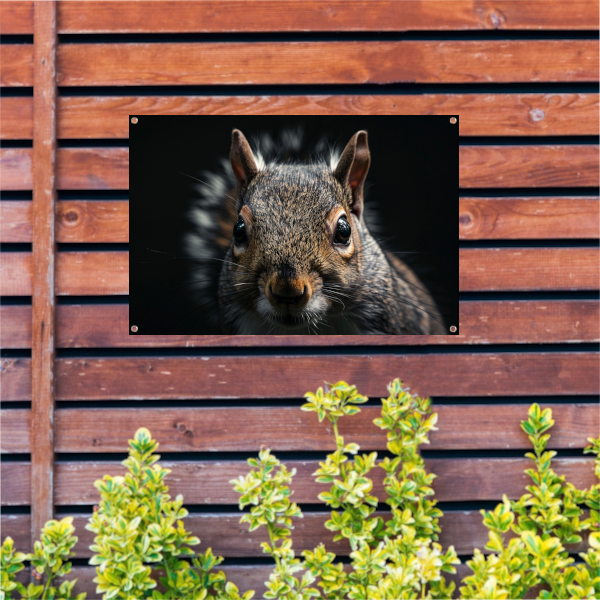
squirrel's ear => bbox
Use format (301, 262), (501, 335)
(230, 129), (258, 204)
(334, 130), (370, 222)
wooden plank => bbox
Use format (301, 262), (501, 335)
(0, 358), (31, 401)
(57, 251), (128, 295)
(31, 0), (57, 551)
(53, 354), (599, 400)
(460, 145), (600, 188)
(0, 1), (33, 34)
(50, 404), (597, 453)
(2, 457), (593, 506)
(56, 41), (599, 86)
(460, 197), (600, 239)
(1, 463), (30, 505)
(0, 306), (32, 349)
(0, 97), (33, 139)
(1, 300), (598, 349)
(0, 200), (32, 242)
(460, 248), (600, 291)
(0, 149), (32, 190)
(0, 201), (129, 242)
(56, 201), (129, 242)
(458, 300), (600, 343)
(1, 409), (30, 453)
(57, 148), (129, 190)
(0, 45), (33, 87)
(0, 252), (128, 296)
(1, 253), (32, 295)
(5, 1), (600, 33)
(55, 94), (600, 138)
(0, 515), (30, 553)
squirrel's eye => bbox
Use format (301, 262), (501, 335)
(233, 218), (248, 244)
(334, 216), (351, 244)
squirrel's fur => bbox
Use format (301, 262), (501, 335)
(184, 128), (445, 335)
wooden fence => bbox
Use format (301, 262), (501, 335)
(1, 1), (599, 597)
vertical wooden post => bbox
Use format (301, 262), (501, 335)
(31, 0), (57, 555)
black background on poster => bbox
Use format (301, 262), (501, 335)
(129, 115), (458, 335)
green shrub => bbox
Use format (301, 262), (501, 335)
(1, 380), (598, 600)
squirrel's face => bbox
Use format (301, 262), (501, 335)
(229, 166), (360, 328)
(221, 128), (370, 331)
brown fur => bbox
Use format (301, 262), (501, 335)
(213, 129), (446, 335)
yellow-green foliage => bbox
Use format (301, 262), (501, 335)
(2, 382), (598, 600)
(460, 404), (600, 600)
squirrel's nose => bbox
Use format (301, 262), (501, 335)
(267, 279), (311, 307)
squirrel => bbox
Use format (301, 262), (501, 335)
(183, 128), (446, 335)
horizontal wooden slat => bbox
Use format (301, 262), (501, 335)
(2, 457), (593, 505)
(2, 509), (588, 559)
(51, 354), (599, 400)
(4, 1), (599, 34)
(55, 1), (600, 33)
(0, 201), (31, 242)
(460, 248), (599, 291)
(0, 410), (30, 453)
(0, 97), (32, 139)
(0, 253), (31, 295)
(0, 149), (32, 190)
(457, 300), (599, 343)
(460, 197), (600, 239)
(0, 463), (29, 503)
(56, 41), (599, 86)
(7, 93), (583, 138)
(0, 306), (31, 348)
(56, 147), (129, 190)
(0, 1), (32, 34)
(55, 251), (128, 295)
(3, 404), (594, 454)
(1, 252), (128, 296)
(0, 358), (31, 401)
(0, 200), (129, 242)
(0, 45), (32, 87)
(56, 201), (129, 242)
(460, 145), (600, 188)
(2, 301), (598, 349)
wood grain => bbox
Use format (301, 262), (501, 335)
(48, 300), (600, 346)
(0, 409), (30, 453)
(459, 197), (600, 239)
(1, 201), (128, 242)
(5, 404), (595, 454)
(0, 358), (31, 402)
(57, 148), (129, 190)
(56, 201), (129, 242)
(31, 0), (58, 545)
(0, 97), (32, 139)
(460, 145), (600, 188)
(56, 41), (599, 86)
(0, 463), (30, 505)
(0, 201), (32, 242)
(0, 252), (128, 296)
(0, 45), (33, 86)
(2, 457), (593, 505)
(0, 149), (32, 190)
(56, 251), (128, 295)
(0, 306), (32, 348)
(1, 253), (32, 295)
(2, 301), (598, 349)
(0, 1), (32, 34)
(51, 354), (599, 400)
(4, 1), (599, 33)
(459, 248), (600, 291)
(47, 94), (600, 138)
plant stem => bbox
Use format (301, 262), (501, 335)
(267, 523), (281, 570)
(41, 572), (53, 600)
